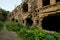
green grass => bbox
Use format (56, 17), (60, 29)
(4, 21), (21, 32)
(0, 21), (4, 31)
(18, 27), (60, 40)
(2, 21), (60, 40)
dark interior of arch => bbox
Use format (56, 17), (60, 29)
(43, 0), (50, 6)
(42, 13), (60, 32)
(22, 3), (28, 12)
(26, 18), (33, 26)
(56, 0), (60, 2)
(16, 20), (18, 22)
(12, 18), (14, 21)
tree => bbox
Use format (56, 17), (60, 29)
(0, 8), (10, 21)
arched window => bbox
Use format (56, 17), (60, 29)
(42, 12), (60, 32)
(43, 0), (50, 6)
(16, 20), (18, 22)
(56, 0), (60, 2)
(26, 18), (33, 26)
(12, 18), (14, 21)
(22, 3), (28, 12)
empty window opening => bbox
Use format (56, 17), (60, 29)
(23, 20), (24, 23)
(22, 3), (28, 12)
(12, 18), (14, 21)
(16, 20), (18, 22)
(56, 0), (60, 2)
(43, 0), (50, 6)
(42, 13), (60, 32)
(38, 10), (39, 12)
(26, 18), (33, 26)
(35, 10), (39, 12)
(35, 10), (37, 12)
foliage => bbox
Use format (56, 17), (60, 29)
(0, 8), (10, 31)
(4, 21), (60, 40)
(0, 8), (10, 21)
(4, 21), (21, 32)
(0, 21), (4, 30)
(18, 27), (55, 40)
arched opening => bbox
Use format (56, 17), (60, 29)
(42, 13), (60, 32)
(16, 20), (18, 22)
(12, 18), (14, 21)
(22, 3), (28, 12)
(23, 20), (24, 23)
(56, 0), (60, 2)
(43, 0), (50, 6)
(26, 18), (33, 26)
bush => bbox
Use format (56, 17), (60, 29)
(18, 26), (57, 40)
(53, 33), (60, 40)
(0, 21), (4, 30)
(4, 21), (60, 40)
(4, 21), (21, 32)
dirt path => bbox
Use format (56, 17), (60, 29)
(0, 27), (21, 40)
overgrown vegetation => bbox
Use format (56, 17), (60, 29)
(4, 21), (21, 32)
(0, 8), (9, 30)
(0, 8), (10, 21)
(0, 21), (4, 30)
(4, 21), (60, 40)
(0, 8), (60, 40)
(0, 20), (60, 40)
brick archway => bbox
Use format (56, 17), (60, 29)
(42, 13), (60, 32)
(26, 18), (33, 26)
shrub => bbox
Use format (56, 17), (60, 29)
(0, 21), (4, 30)
(4, 21), (60, 40)
(4, 21), (21, 32)
(53, 33), (60, 40)
(18, 26), (57, 40)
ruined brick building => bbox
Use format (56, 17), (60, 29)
(8, 0), (60, 32)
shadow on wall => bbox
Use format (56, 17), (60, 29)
(42, 12), (60, 32)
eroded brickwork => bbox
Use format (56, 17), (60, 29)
(8, 0), (60, 29)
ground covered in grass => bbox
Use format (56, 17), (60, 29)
(0, 21), (4, 31)
(0, 21), (60, 40)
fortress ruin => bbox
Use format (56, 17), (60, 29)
(8, 0), (60, 32)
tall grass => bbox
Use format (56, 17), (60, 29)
(3, 21), (60, 40)
(0, 21), (4, 31)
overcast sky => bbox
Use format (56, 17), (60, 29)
(0, 0), (22, 11)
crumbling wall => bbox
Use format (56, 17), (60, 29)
(8, 0), (60, 31)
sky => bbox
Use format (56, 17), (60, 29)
(0, 0), (22, 12)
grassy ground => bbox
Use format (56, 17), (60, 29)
(0, 21), (4, 31)
(0, 21), (60, 40)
